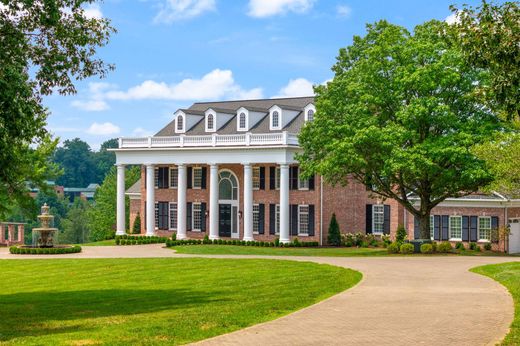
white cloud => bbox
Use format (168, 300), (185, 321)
(48, 126), (81, 133)
(336, 4), (352, 17)
(248, 0), (315, 18)
(154, 0), (216, 24)
(445, 12), (460, 25)
(83, 3), (103, 19)
(86, 122), (121, 135)
(273, 78), (314, 98)
(71, 99), (109, 111)
(106, 69), (263, 101)
(132, 127), (154, 137)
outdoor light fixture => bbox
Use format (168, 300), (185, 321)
(238, 211), (243, 219)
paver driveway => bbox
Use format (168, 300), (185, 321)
(1, 245), (519, 345)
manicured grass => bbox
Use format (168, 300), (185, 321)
(80, 239), (116, 246)
(0, 258), (360, 345)
(472, 262), (520, 345)
(174, 245), (389, 256)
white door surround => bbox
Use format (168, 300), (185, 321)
(509, 220), (520, 254)
(218, 169), (240, 239)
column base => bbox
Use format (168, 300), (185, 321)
(115, 230), (126, 236)
(242, 236), (254, 241)
(209, 235), (219, 240)
(177, 233), (187, 240)
(145, 231), (155, 237)
(279, 238), (291, 244)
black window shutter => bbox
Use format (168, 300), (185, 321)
(200, 203), (207, 231)
(269, 204), (276, 234)
(160, 167), (169, 189)
(366, 204), (373, 234)
(491, 216), (499, 230)
(158, 202), (166, 230)
(258, 204), (265, 234)
(201, 167), (207, 189)
(414, 216), (420, 239)
(308, 175), (315, 190)
(269, 167), (276, 190)
(383, 205), (391, 235)
(308, 205), (315, 236)
(434, 215), (441, 240)
(187, 167), (193, 189)
(290, 167), (298, 190)
(469, 216), (478, 241)
(187, 202), (192, 231)
(290, 205), (298, 235)
(462, 216), (469, 241)
(259, 167), (266, 190)
(441, 215), (449, 240)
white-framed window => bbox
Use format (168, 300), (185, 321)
(298, 168), (309, 190)
(176, 115), (184, 132)
(170, 167), (178, 188)
(478, 216), (491, 241)
(449, 216), (462, 240)
(298, 205), (309, 235)
(252, 167), (260, 190)
(272, 111), (280, 129)
(206, 114), (215, 131)
(192, 203), (202, 231)
(253, 204), (260, 234)
(372, 205), (384, 234)
(154, 168), (159, 189)
(193, 167), (202, 189)
(307, 109), (314, 122)
(275, 204), (280, 235)
(169, 203), (177, 230)
(275, 167), (280, 190)
(154, 202), (159, 228)
(430, 215), (434, 239)
(238, 112), (247, 130)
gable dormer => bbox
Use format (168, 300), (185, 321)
(204, 108), (234, 133)
(235, 106), (267, 132)
(303, 103), (316, 122)
(237, 108), (248, 132)
(174, 109), (204, 134)
(269, 105), (300, 131)
(205, 109), (216, 132)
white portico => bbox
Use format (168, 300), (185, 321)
(113, 96), (317, 244)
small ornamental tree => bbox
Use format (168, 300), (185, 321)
(133, 213), (141, 234)
(298, 20), (498, 240)
(327, 213), (341, 246)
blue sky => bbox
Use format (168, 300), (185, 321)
(44, 0), (482, 149)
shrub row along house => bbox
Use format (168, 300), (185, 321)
(113, 97), (520, 252)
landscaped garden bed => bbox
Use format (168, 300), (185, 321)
(9, 245), (82, 255)
(166, 235), (319, 248)
(115, 235), (168, 245)
(0, 258), (361, 345)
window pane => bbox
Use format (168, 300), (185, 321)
(193, 204), (202, 230)
(169, 203), (177, 230)
(275, 167), (280, 190)
(207, 115), (214, 130)
(449, 216), (462, 239)
(275, 205), (280, 235)
(479, 217), (491, 240)
(272, 111), (279, 128)
(373, 205), (384, 233)
(219, 179), (232, 200)
(307, 110), (314, 121)
(299, 205), (309, 235)
(193, 168), (202, 188)
(239, 113), (246, 129)
(430, 215), (434, 239)
(155, 203), (159, 228)
(170, 168), (178, 188)
(252, 167), (260, 190)
(177, 116), (183, 131)
(253, 204), (259, 234)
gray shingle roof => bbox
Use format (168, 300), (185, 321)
(126, 179), (141, 195)
(155, 96), (314, 136)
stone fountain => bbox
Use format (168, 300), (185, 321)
(32, 203), (59, 248)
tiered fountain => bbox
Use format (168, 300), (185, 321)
(32, 203), (59, 247)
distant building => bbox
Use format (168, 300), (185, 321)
(63, 183), (99, 202)
(29, 181), (64, 198)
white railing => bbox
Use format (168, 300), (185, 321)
(118, 132), (299, 149)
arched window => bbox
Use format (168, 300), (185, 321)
(219, 171), (238, 200)
(177, 115), (184, 131)
(307, 109), (314, 122)
(272, 111), (280, 128)
(239, 112), (246, 129)
(207, 114), (214, 131)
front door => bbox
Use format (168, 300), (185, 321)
(219, 204), (232, 237)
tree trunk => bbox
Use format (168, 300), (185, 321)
(418, 213), (431, 240)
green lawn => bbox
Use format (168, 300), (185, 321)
(0, 258), (360, 345)
(80, 239), (116, 246)
(472, 262), (520, 345)
(173, 245), (389, 256)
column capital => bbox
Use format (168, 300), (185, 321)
(116, 163), (125, 168)
(209, 163), (219, 168)
(242, 162), (252, 168)
(278, 163), (289, 168)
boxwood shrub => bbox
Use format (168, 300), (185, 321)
(9, 246), (82, 255)
(400, 243), (414, 254)
(437, 241), (452, 253)
(115, 235), (168, 245)
(420, 243), (433, 254)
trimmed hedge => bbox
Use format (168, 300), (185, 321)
(166, 238), (320, 248)
(387, 243), (400, 254)
(9, 246), (82, 255)
(115, 235), (168, 245)
(437, 241), (453, 253)
(420, 243), (433, 254)
(399, 243), (414, 254)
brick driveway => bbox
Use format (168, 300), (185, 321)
(1, 245), (519, 345)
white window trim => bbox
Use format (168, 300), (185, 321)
(154, 202), (159, 229)
(169, 202), (177, 231)
(252, 166), (260, 191)
(253, 203), (260, 234)
(372, 205), (384, 234)
(154, 168), (159, 189)
(192, 202), (202, 232)
(192, 167), (202, 189)
(478, 216), (492, 242)
(275, 204), (280, 235)
(175, 113), (185, 133)
(169, 167), (178, 189)
(304, 103), (315, 122)
(430, 215), (434, 240)
(298, 204), (309, 236)
(449, 215), (462, 241)
(269, 106), (282, 130)
(297, 167), (309, 191)
(237, 111), (248, 132)
(275, 167), (281, 190)
(205, 112), (216, 132)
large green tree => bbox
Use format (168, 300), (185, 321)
(450, 1), (519, 121)
(298, 20), (499, 240)
(61, 197), (91, 244)
(54, 138), (96, 187)
(88, 165), (140, 241)
(0, 0), (115, 218)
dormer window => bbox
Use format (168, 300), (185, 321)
(239, 112), (246, 130)
(206, 113), (215, 132)
(307, 109), (314, 122)
(272, 111), (280, 128)
(176, 115), (184, 132)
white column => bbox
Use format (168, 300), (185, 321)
(209, 164), (219, 240)
(177, 164), (187, 240)
(116, 164), (126, 235)
(279, 164), (290, 243)
(243, 163), (254, 241)
(145, 164), (155, 236)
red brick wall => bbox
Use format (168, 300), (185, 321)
(129, 198), (140, 234)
